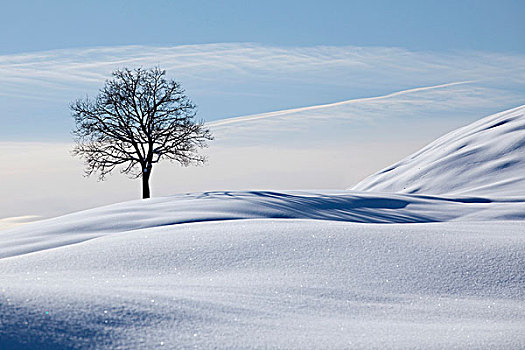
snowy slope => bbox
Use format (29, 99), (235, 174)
(1, 190), (525, 259)
(1, 189), (525, 348)
(2, 105), (525, 348)
(352, 105), (525, 196)
(1, 219), (524, 349)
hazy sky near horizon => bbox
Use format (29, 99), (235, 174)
(1, 0), (524, 224)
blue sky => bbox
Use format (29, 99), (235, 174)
(1, 0), (524, 54)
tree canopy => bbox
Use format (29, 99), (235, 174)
(71, 67), (213, 198)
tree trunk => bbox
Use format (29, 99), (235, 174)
(142, 171), (151, 199)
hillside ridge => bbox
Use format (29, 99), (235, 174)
(352, 105), (525, 196)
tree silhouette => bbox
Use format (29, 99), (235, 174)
(71, 67), (213, 199)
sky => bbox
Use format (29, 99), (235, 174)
(1, 0), (524, 54)
(0, 0), (524, 224)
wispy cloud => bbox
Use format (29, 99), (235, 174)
(209, 80), (478, 127)
(1, 43), (524, 101)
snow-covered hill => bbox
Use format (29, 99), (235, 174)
(1, 106), (525, 349)
(1, 219), (524, 349)
(1, 190), (524, 260)
(353, 105), (525, 196)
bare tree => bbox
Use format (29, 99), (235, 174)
(71, 67), (213, 199)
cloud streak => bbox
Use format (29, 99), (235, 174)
(209, 80), (477, 127)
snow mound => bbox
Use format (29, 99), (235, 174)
(1, 219), (524, 349)
(2, 190), (525, 259)
(352, 105), (525, 196)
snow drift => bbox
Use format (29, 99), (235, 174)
(2, 190), (525, 259)
(1, 105), (525, 349)
(352, 105), (525, 196)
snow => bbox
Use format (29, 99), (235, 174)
(1, 220), (524, 349)
(1, 190), (525, 260)
(1, 106), (525, 348)
(352, 105), (525, 196)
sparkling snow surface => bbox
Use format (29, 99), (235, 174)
(1, 107), (525, 349)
